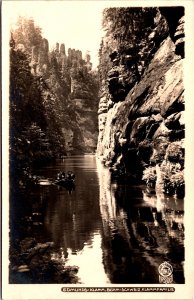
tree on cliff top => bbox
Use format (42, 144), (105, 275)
(99, 7), (157, 82)
(12, 16), (42, 53)
(102, 7), (155, 46)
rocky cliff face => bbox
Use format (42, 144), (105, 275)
(97, 7), (185, 195)
(29, 40), (99, 154)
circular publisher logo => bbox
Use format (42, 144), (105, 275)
(158, 262), (173, 277)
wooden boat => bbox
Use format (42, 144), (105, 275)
(38, 178), (52, 186)
(54, 178), (75, 187)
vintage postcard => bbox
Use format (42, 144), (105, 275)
(1, 0), (194, 299)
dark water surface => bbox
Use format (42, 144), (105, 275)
(17, 155), (184, 284)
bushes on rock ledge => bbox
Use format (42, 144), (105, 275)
(160, 161), (184, 197)
(142, 166), (157, 188)
(143, 142), (185, 198)
(165, 141), (184, 165)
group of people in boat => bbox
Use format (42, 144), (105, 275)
(56, 171), (75, 181)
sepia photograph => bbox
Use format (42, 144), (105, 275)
(1, 0), (194, 299)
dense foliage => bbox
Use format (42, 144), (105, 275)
(98, 7), (157, 82)
(10, 40), (47, 184)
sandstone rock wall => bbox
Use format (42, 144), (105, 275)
(97, 7), (185, 194)
(29, 39), (98, 154)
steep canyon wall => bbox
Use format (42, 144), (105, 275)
(97, 7), (184, 194)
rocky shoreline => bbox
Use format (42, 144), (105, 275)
(10, 237), (79, 284)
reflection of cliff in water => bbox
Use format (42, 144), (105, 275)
(97, 160), (184, 284)
(42, 174), (102, 254)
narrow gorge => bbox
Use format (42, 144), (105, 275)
(7, 5), (185, 286)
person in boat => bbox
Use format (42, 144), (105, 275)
(57, 172), (61, 180)
(66, 171), (75, 181)
(70, 172), (75, 180)
(61, 171), (66, 179)
(57, 171), (65, 180)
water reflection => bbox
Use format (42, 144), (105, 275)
(96, 158), (184, 284)
(66, 232), (110, 284)
(24, 155), (184, 284)
(36, 155), (110, 284)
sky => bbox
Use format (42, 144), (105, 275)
(4, 0), (186, 69)
(3, 1), (113, 69)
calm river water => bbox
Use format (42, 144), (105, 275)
(18, 155), (185, 284)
